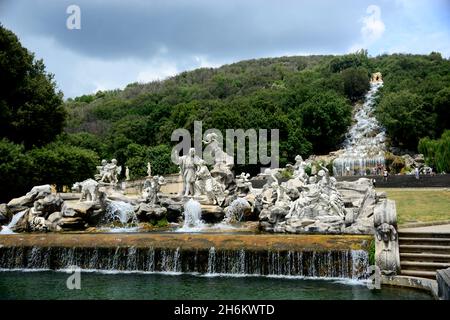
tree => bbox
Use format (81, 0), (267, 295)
(28, 143), (99, 190)
(433, 87), (450, 134)
(0, 139), (32, 202)
(341, 67), (370, 101)
(147, 144), (179, 176)
(376, 91), (433, 150)
(300, 91), (352, 154)
(0, 25), (65, 148)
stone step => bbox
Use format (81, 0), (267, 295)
(399, 244), (450, 253)
(400, 252), (450, 263)
(401, 261), (450, 271)
(399, 237), (450, 246)
(398, 231), (450, 239)
(400, 270), (437, 279)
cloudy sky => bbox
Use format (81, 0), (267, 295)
(1, 0), (449, 98)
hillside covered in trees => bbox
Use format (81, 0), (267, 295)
(1, 24), (449, 201)
(63, 50), (450, 177)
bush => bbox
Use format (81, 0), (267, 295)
(28, 143), (99, 190)
(418, 131), (450, 173)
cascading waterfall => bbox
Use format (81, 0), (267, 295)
(0, 210), (27, 234)
(0, 246), (369, 279)
(333, 81), (386, 176)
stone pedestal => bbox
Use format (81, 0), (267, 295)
(437, 268), (450, 300)
(374, 199), (401, 275)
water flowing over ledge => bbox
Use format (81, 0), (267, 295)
(333, 81), (386, 176)
(0, 233), (371, 279)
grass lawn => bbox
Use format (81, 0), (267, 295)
(377, 188), (450, 225)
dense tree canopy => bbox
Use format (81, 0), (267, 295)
(0, 24), (65, 148)
(374, 53), (450, 150)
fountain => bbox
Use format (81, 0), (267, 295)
(333, 80), (386, 176)
(0, 117), (402, 283)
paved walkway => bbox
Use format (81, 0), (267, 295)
(400, 224), (450, 233)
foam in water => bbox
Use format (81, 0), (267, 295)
(0, 210), (27, 234)
(333, 82), (385, 176)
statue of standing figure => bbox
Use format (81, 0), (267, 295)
(172, 148), (201, 197)
(125, 167), (130, 181)
(147, 162), (152, 177)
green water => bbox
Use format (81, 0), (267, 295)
(0, 271), (432, 300)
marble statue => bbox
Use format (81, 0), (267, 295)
(203, 133), (234, 190)
(142, 176), (166, 205)
(72, 178), (99, 202)
(147, 162), (152, 177)
(96, 159), (121, 185)
(293, 155), (309, 184)
(95, 159), (108, 181)
(374, 199), (400, 275)
(125, 167), (130, 181)
(195, 160), (225, 205)
(172, 148), (201, 197)
(235, 172), (252, 195)
(223, 198), (251, 224)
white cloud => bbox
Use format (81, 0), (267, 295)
(136, 60), (179, 83)
(361, 5), (385, 42)
(349, 4), (385, 53)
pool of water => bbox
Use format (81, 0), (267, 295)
(0, 271), (432, 300)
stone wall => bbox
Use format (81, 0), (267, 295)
(335, 174), (450, 188)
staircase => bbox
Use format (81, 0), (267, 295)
(399, 231), (450, 279)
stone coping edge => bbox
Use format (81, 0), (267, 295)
(399, 220), (450, 229)
(381, 275), (438, 299)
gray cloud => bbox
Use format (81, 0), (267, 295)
(1, 0), (448, 98)
(1, 0), (371, 61)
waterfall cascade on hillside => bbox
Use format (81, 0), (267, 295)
(333, 81), (386, 176)
(0, 246), (369, 279)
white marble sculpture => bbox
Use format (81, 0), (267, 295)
(172, 148), (201, 197)
(142, 176), (165, 205)
(72, 178), (99, 202)
(97, 159), (121, 185)
(125, 167), (130, 181)
(147, 162), (152, 177)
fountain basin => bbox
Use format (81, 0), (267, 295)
(0, 233), (372, 279)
